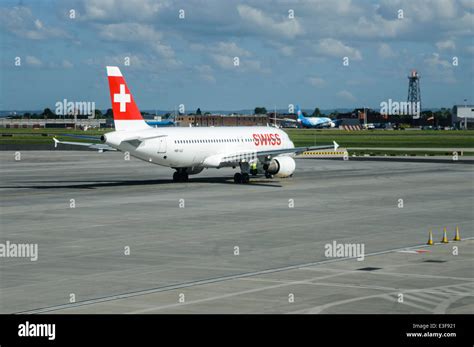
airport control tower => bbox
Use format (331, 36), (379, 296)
(407, 69), (421, 119)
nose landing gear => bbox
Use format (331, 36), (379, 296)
(173, 169), (189, 182)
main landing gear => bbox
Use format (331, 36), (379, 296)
(234, 162), (251, 184)
(173, 169), (188, 182)
(234, 172), (250, 184)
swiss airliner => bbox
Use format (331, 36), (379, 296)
(54, 67), (337, 184)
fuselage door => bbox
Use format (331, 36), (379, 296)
(157, 137), (167, 153)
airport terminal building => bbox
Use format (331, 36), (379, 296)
(0, 118), (106, 129)
(452, 105), (474, 128)
(175, 114), (269, 127)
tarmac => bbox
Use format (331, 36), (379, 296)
(0, 151), (472, 314)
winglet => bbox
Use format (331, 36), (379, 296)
(53, 137), (59, 148)
(333, 141), (339, 150)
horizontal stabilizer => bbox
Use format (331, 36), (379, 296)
(53, 137), (116, 152)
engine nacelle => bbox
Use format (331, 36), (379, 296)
(265, 156), (296, 178)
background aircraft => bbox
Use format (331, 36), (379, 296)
(285, 105), (340, 128)
(145, 119), (175, 127)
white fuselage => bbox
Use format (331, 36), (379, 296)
(104, 126), (294, 169)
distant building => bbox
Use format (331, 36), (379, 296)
(452, 105), (474, 128)
(175, 114), (269, 127)
(338, 118), (360, 126)
(0, 118), (106, 129)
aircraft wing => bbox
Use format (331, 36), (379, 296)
(57, 133), (102, 141)
(53, 137), (116, 152)
(204, 142), (339, 167)
(256, 141), (339, 159)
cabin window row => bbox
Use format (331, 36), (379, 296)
(173, 138), (254, 144)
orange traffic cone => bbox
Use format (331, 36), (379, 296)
(441, 227), (449, 243)
(453, 226), (461, 241)
(427, 230), (434, 245)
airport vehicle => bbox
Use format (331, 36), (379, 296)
(54, 67), (338, 184)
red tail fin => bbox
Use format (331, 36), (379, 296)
(106, 66), (149, 131)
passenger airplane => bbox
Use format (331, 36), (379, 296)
(54, 67), (338, 184)
(291, 105), (339, 128)
(145, 118), (175, 127)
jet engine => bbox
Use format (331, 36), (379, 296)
(185, 166), (204, 175)
(264, 156), (296, 178)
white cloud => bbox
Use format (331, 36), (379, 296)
(307, 77), (325, 87)
(314, 38), (362, 60)
(98, 23), (162, 42)
(267, 41), (295, 57)
(349, 15), (408, 40)
(195, 65), (216, 83)
(204, 41), (269, 73)
(214, 42), (251, 57)
(424, 53), (456, 83)
(337, 90), (357, 102)
(0, 6), (69, 40)
(436, 39), (456, 51)
(210, 54), (269, 73)
(378, 43), (397, 58)
(278, 45), (294, 57)
(85, 53), (176, 72)
(97, 23), (178, 65)
(62, 59), (74, 68)
(460, 0), (474, 10)
(211, 54), (235, 70)
(25, 55), (42, 67)
(237, 4), (303, 39)
(244, 60), (271, 74)
(425, 53), (451, 69)
(377, 0), (458, 22)
(151, 42), (176, 60)
(81, 0), (169, 21)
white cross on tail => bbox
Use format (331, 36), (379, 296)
(114, 84), (131, 112)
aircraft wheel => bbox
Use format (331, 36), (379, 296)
(173, 171), (179, 182)
(234, 173), (242, 184)
(182, 172), (189, 182)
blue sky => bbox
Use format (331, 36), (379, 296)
(0, 0), (473, 111)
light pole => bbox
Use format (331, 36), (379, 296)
(464, 99), (468, 130)
(364, 107), (367, 128)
